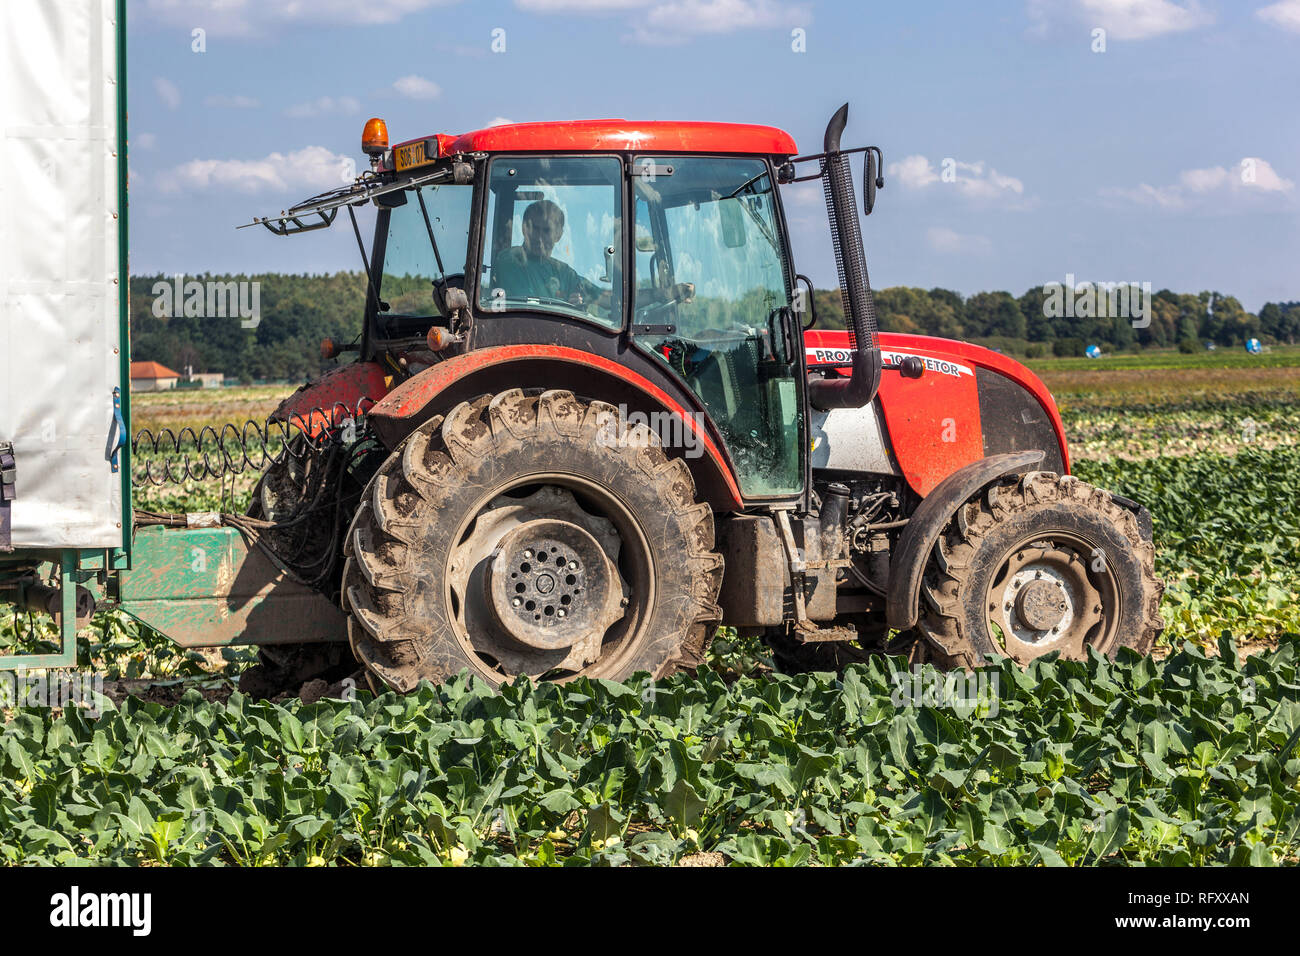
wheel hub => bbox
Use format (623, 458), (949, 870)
(486, 519), (616, 652)
(445, 485), (630, 677)
(988, 541), (1108, 663)
(1014, 578), (1068, 632)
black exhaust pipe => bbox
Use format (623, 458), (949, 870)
(808, 103), (883, 411)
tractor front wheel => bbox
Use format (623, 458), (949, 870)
(918, 472), (1163, 667)
(341, 389), (723, 691)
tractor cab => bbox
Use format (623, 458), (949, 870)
(247, 115), (831, 502)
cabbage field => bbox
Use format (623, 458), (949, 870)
(2, 353), (1298, 866)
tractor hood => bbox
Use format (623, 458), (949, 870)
(805, 329), (1070, 495)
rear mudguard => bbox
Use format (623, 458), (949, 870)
(271, 361), (391, 437)
(885, 450), (1044, 631)
(805, 330), (1069, 495)
(366, 344), (746, 510)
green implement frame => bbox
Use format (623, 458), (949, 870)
(116, 527), (346, 649)
(0, 552), (79, 669)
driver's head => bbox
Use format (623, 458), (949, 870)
(521, 199), (565, 258)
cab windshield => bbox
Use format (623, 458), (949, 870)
(477, 156), (624, 329)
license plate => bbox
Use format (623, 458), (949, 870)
(395, 141), (428, 171)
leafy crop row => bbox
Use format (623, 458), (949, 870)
(2, 636), (1298, 866)
(1076, 444), (1300, 643)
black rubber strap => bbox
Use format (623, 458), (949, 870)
(0, 442), (15, 552)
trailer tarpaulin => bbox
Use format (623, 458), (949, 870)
(0, 0), (124, 549)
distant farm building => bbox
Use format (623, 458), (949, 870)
(129, 361), (180, 392)
(187, 373), (225, 389)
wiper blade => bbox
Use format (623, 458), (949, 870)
(238, 167), (452, 236)
(726, 178), (781, 258)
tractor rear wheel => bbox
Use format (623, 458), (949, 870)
(341, 389), (723, 691)
(918, 471), (1163, 667)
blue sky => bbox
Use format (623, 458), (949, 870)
(126, 0), (1300, 310)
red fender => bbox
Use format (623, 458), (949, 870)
(271, 361), (391, 437)
(369, 344), (746, 509)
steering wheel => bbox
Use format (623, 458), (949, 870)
(635, 296), (682, 322)
(509, 293), (597, 312)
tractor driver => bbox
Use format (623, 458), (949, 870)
(492, 199), (694, 315)
(491, 199), (605, 310)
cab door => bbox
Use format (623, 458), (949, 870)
(628, 156), (804, 499)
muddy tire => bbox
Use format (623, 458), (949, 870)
(918, 471), (1163, 667)
(341, 389), (723, 691)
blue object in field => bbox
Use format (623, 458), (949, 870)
(1246, 338), (1262, 354)
(1085, 344), (1102, 359)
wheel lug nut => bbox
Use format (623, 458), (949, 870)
(568, 561), (578, 570)
(557, 609), (566, 618)
(512, 598), (522, 607)
(523, 549), (533, 559)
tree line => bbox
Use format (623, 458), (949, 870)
(129, 273), (1300, 382)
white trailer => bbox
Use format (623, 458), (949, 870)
(1, 0), (129, 666)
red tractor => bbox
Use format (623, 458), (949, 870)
(242, 104), (1163, 693)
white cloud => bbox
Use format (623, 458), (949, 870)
(1027, 0), (1213, 40)
(516, 0), (653, 8)
(631, 0), (809, 42)
(890, 155), (939, 189)
(485, 117), (516, 127)
(783, 181), (822, 207)
(285, 96), (361, 119)
(1178, 166), (1229, 193)
(133, 132), (158, 151)
(926, 226), (991, 255)
(204, 94), (260, 109)
(154, 76), (181, 110)
(512, 0), (808, 44)
(1257, 0), (1300, 33)
(886, 155), (1025, 200)
(393, 75), (441, 100)
(1102, 157), (1296, 208)
(134, 0), (462, 36)
(158, 145), (353, 195)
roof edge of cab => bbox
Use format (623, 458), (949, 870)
(391, 120), (798, 157)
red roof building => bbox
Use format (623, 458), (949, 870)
(129, 360), (180, 391)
